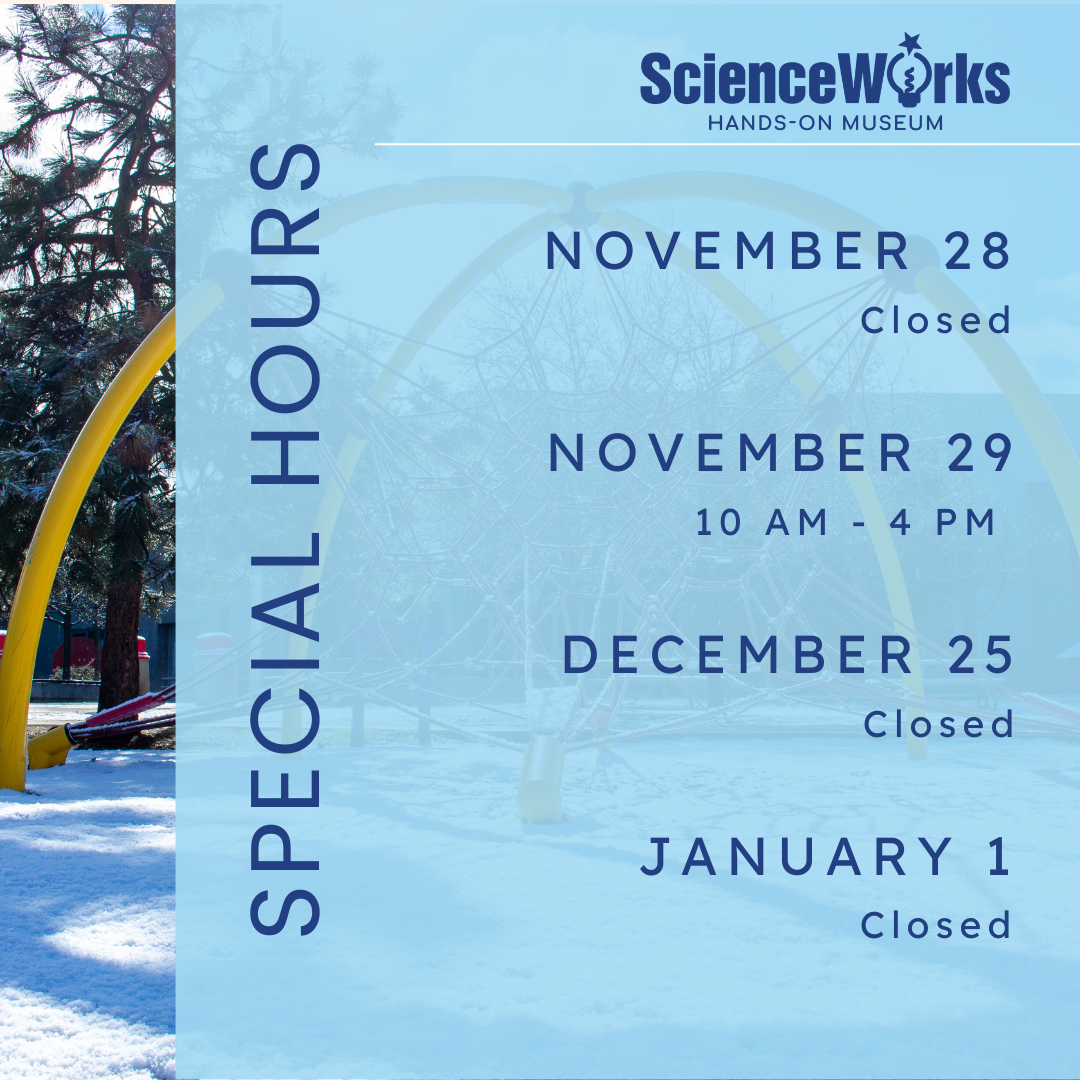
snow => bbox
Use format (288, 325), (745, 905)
(0, 750), (175, 1080)
(177, 710), (1080, 1079)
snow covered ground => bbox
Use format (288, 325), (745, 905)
(6, 704), (1074, 1079)
(0, 748), (175, 1080)
(177, 702), (1080, 1079)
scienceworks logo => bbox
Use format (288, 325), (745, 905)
(639, 32), (1011, 108)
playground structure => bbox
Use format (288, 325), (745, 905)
(26, 684), (177, 770)
(1, 172), (1078, 807)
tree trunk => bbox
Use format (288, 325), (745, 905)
(62, 607), (72, 681)
(98, 574), (143, 710)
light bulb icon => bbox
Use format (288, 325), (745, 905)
(888, 32), (932, 108)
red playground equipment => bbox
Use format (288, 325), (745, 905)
(26, 684), (176, 770)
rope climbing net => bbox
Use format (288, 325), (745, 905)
(229, 227), (1036, 751)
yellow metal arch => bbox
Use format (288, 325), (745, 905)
(4, 171), (1075, 791)
(274, 175), (1080, 756)
(271, 198), (927, 748)
(0, 281), (224, 791)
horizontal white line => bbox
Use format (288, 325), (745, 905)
(377, 141), (1079, 148)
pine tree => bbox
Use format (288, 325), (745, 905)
(0, 5), (174, 708)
